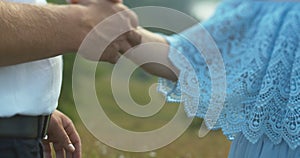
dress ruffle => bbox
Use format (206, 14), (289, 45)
(158, 1), (300, 149)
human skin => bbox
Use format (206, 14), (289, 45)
(0, 0), (140, 157)
(0, 0), (140, 66)
(43, 110), (81, 158)
(124, 28), (178, 81)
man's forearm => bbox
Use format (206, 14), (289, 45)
(0, 1), (84, 66)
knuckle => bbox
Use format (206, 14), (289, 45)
(116, 3), (128, 10)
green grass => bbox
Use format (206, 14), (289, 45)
(46, 0), (230, 156)
(58, 54), (231, 158)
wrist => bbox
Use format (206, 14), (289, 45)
(54, 5), (88, 53)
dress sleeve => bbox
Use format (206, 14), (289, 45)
(159, 0), (300, 149)
(157, 33), (202, 104)
(156, 0), (245, 120)
(157, 24), (216, 118)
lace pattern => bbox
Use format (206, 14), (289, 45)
(158, 1), (300, 149)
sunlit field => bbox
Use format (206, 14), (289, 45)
(48, 0), (230, 157)
(59, 55), (231, 158)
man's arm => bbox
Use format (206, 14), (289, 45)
(0, 1), (81, 66)
(0, 0), (139, 66)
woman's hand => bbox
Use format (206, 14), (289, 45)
(121, 27), (178, 81)
(43, 110), (81, 158)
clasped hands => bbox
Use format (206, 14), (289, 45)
(71, 0), (141, 64)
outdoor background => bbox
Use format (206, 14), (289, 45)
(47, 0), (231, 157)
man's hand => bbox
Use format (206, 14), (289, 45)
(43, 110), (81, 158)
(76, 0), (141, 63)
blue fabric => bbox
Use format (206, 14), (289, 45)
(228, 133), (300, 158)
(157, 0), (300, 152)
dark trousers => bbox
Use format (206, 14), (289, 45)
(0, 138), (43, 158)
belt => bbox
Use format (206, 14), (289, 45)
(0, 115), (50, 139)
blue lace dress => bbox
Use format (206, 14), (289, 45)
(158, 0), (300, 157)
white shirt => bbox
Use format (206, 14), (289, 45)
(0, 0), (63, 117)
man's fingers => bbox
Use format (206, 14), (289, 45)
(53, 143), (65, 158)
(66, 150), (73, 158)
(111, 53), (121, 64)
(53, 124), (75, 158)
(63, 118), (81, 158)
(72, 140), (82, 158)
(53, 142), (74, 158)
(118, 40), (132, 54)
(107, 51), (121, 64)
(42, 142), (53, 158)
(127, 30), (142, 47)
(101, 43), (121, 63)
(121, 9), (139, 28)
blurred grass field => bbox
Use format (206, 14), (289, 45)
(58, 54), (230, 158)
(48, 0), (231, 157)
